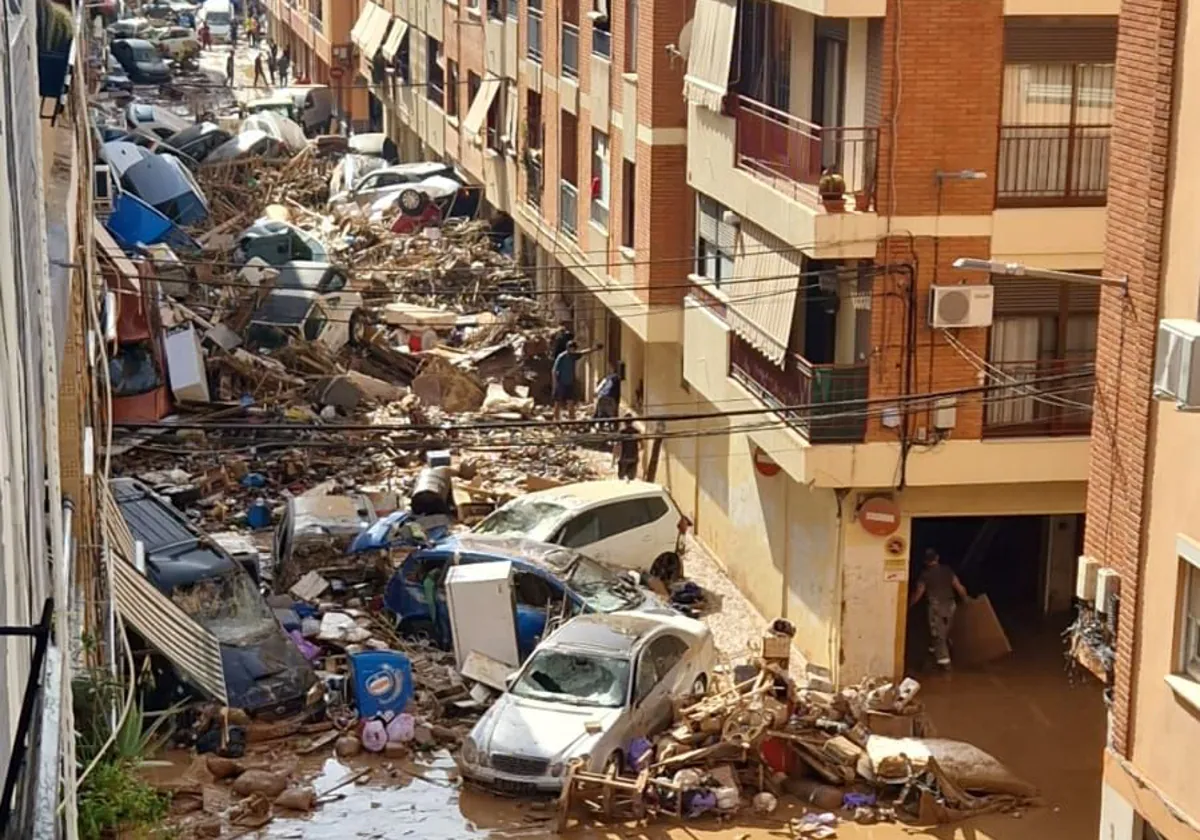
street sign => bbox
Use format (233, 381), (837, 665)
(330, 66), (344, 81)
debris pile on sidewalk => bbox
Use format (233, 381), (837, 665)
(555, 624), (1039, 834)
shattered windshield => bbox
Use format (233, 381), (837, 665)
(474, 500), (568, 542)
(567, 557), (643, 613)
(511, 650), (630, 707)
(170, 571), (276, 645)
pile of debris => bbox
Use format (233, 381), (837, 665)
(556, 626), (1039, 835)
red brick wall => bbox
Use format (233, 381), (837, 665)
(1083, 0), (1178, 758)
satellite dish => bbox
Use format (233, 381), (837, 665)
(678, 19), (693, 58)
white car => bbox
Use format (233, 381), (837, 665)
(473, 480), (689, 581)
(458, 611), (716, 793)
(327, 162), (461, 209)
(147, 25), (200, 62)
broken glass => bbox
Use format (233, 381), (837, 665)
(511, 650), (630, 707)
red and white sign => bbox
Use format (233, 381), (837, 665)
(329, 65), (344, 81)
(753, 447), (781, 478)
(857, 496), (901, 537)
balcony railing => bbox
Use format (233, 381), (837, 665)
(562, 23), (579, 79)
(996, 124), (1110, 207)
(982, 357), (1095, 438)
(526, 159), (543, 210)
(527, 9), (543, 62)
(559, 180), (579, 238)
(734, 95), (880, 211)
(308, 11), (323, 33)
(592, 28), (612, 59)
(728, 333), (869, 443)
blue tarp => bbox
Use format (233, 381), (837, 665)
(106, 193), (200, 254)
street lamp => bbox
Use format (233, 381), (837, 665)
(952, 257), (1128, 292)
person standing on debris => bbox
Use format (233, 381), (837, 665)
(909, 548), (970, 669)
(593, 364), (621, 430)
(266, 44), (277, 85)
(199, 21), (211, 51)
(550, 322), (574, 361)
(279, 47), (291, 86)
(613, 414), (641, 480)
(253, 51), (267, 87)
(552, 340), (600, 421)
(225, 51), (235, 87)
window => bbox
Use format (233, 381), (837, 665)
(527, 0), (544, 62)
(486, 83), (504, 152)
(467, 0), (480, 10)
(644, 495), (668, 523)
(560, 511), (600, 548)
(646, 635), (688, 680)
(590, 129), (610, 229)
(1181, 556), (1200, 682)
(695, 195), (735, 286)
(621, 160), (636, 249)
(426, 37), (445, 104)
(592, 9), (611, 59)
(985, 278), (1098, 435)
(446, 60), (459, 117)
(396, 32), (411, 85)
(595, 498), (654, 540)
(513, 571), (555, 608)
(624, 0), (637, 73)
(508, 0), (518, 18)
(487, 0), (505, 19)
(468, 71), (482, 105)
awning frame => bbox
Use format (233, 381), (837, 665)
(359, 4), (392, 63)
(684, 0), (738, 113)
(725, 224), (803, 367)
(461, 77), (502, 142)
(381, 19), (409, 63)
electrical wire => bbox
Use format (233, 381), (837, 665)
(941, 329), (1094, 411)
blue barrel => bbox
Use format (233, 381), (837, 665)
(349, 651), (414, 719)
(247, 499), (271, 530)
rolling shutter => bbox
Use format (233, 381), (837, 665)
(1004, 18), (1117, 64)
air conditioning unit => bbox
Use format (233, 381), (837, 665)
(1075, 555), (1100, 602)
(1153, 318), (1200, 409)
(94, 164), (114, 216)
(1095, 568), (1121, 617)
(928, 284), (994, 329)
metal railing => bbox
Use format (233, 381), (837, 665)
(526, 160), (543, 210)
(527, 9), (543, 62)
(592, 28), (611, 59)
(734, 95), (880, 210)
(996, 124), (1110, 207)
(590, 197), (608, 229)
(561, 23), (579, 79)
(728, 333), (869, 443)
(559, 180), (579, 238)
(983, 357), (1095, 437)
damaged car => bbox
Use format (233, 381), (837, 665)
(204, 129), (289, 164)
(459, 612), (716, 793)
(110, 39), (172, 85)
(164, 122), (232, 163)
(247, 288), (367, 355)
(111, 478), (317, 717)
(327, 161), (462, 210)
(374, 179), (484, 235)
(234, 218), (328, 266)
(274, 492), (378, 592)
(383, 534), (673, 660)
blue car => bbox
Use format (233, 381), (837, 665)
(383, 534), (671, 661)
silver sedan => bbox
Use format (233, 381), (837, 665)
(458, 611), (717, 793)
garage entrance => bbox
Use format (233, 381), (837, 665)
(904, 513), (1105, 838)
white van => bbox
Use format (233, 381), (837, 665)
(199, 0), (232, 42)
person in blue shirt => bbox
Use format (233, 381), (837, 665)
(593, 364), (621, 431)
(552, 340), (600, 421)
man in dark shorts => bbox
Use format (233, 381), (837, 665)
(551, 340), (599, 421)
(909, 548), (969, 668)
(613, 414), (640, 480)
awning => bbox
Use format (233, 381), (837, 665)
(726, 224), (802, 367)
(359, 3), (392, 62)
(381, 19), (409, 62)
(101, 485), (228, 705)
(350, 1), (381, 48)
(461, 77), (502, 141)
(683, 0), (737, 112)
(94, 223), (139, 282)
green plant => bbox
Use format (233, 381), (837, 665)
(77, 760), (169, 840)
(818, 169), (846, 199)
(37, 0), (75, 55)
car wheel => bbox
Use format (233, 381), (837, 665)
(650, 552), (682, 584)
(691, 674), (708, 697)
(398, 187), (428, 216)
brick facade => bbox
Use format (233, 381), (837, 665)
(1083, 0), (1179, 758)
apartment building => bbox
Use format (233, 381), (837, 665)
(1085, 0), (1200, 838)
(263, 0), (373, 128)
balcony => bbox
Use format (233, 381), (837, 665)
(734, 96), (880, 211)
(308, 11), (323, 33)
(592, 28), (611, 59)
(526, 160), (543, 210)
(561, 23), (579, 80)
(983, 357), (1095, 438)
(527, 9), (543, 62)
(728, 333), (869, 444)
(559, 180), (579, 238)
(996, 124), (1110, 207)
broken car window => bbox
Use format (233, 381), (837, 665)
(564, 556), (640, 613)
(474, 500), (569, 542)
(170, 571), (276, 645)
(511, 650), (630, 708)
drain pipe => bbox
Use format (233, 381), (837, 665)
(831, 488), (849, 688)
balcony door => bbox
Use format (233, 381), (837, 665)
(812, 21), (846, 172)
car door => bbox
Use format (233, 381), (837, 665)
(512, 569), (557, 659)
(556, 509), (603, 559)
(312, 297), (350, 351)
(642, 494), (677, 558)
(587, 499), (656, 571)
(631, 633), (690, 735)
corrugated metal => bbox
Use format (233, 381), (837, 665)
(726, 224), (801, 366)
(1004, 18), (1117, 64)
(101, 487), (227, 705)
(992, 277), (1100, 314)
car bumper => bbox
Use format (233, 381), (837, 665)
(456, 759), (564, 794)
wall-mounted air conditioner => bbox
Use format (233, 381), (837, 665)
(928, 285), (994, 329)
(1095, 568), (1121, 617)
(94, 164), (114, 216)
(1153, 318), (1200, 409)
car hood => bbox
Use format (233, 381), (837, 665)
(220, 630), (316, 716)
(473, 693), (622, 764)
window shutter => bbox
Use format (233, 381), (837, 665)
(1004, 18), (1117, 64)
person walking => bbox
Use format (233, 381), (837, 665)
(551, 340), (600, 422)
(225, 51), (235, 86)
(550, 321), (574, 360)
(278, 47), (291, 86)
(613, 414), (641, 481)
(253, 51), (267, 87)
(199, 21), (211, 51)
(593, 364), (620, 431)
(266, 44), (277, 85)
(909, 548), (970, 669)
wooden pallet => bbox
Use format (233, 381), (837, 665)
(555, 759), (650, 831)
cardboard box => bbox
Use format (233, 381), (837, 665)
(951, 594), (1012, 666)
